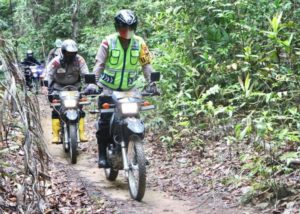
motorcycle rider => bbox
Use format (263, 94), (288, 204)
(93, 9), (158, 168)
(22, 50), (41, 66)
(46, 39), (89, 143)
(47, 39), (63, 65)
(42, 39), (63, 80)
(21, 50), (41, 89)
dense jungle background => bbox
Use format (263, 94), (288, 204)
(1, 0), (300, 213)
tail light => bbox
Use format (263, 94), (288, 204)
(80, 97), (88, 102)
(102, 103), (110, 109)
(143, 101), (151, 106)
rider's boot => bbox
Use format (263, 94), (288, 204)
(97, 141), (109, 168)
(79, 117), (88, 142)
(52, 118), (61, 144)
(96, 122), (110, 168)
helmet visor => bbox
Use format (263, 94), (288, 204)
(115, 21), (136, 31)
(64, 51), (77, 63)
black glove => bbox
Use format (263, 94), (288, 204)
(48, 87), (53, 95)
(145, 82), (160, 95)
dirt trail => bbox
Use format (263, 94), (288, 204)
(40, 97), (196, 214)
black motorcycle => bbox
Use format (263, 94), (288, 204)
(85, 72), (160, 201)
(23, 65), (33, 90)
(50, 85), (90, 164)
(22, 64), (45, 94)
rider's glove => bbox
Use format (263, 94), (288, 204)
(84, 84), (102, 95)
(146, 82), (160, 95)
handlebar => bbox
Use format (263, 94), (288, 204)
(141, 91), (160, 97)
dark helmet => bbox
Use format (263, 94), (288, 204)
(61, 39), (78, 63)
(114, 9), (138, 31)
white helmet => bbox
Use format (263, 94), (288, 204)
(26, 50), (33, 57)
(55, 39), (63, 48)
(61, 39), (78, 63)
(61, 39), (78, 53)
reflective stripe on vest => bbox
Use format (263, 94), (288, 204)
(100, 33), (142, 91)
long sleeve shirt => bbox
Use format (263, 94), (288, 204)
(46, 54), (89, 90)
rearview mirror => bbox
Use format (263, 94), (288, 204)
(150, 72), (160, 82)
(85, 74), (96, 84)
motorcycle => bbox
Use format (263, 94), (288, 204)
(23, 65), (33, 90)
(30, 64), (45, 94)
(22, 64), (45, 94)
(85, 72), (160, 201)
(50, 85), (90, 164)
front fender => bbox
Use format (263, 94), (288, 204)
(65, 109), (79, 121)
(125, 118), (144, 134)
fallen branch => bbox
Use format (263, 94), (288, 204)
(288, 159), (300, 166)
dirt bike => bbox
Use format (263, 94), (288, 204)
(85, 72), (160, 201)
(30, 64), (44, 94)
(23, 65), (33, 90)
(50, 85), (90, 164)
(22, 64), (44, 94)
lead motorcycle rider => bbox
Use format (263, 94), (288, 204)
(45, 39), (89, 143)
(93, 9), (158, 168)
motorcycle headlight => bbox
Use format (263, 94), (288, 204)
(65, 110), (78, 121)
(121, 103), (139, 115)
(64, 99), (77, 108)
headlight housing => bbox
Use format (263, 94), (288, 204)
(121, 103), (139, 115)
(64, 99), (77, 108)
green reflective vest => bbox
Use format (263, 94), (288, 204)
(100, 33), (143, 91)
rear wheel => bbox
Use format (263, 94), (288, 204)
(69, 124), (78, 164)
(104, 147), (119, 181)
(127, 135), (146, 201)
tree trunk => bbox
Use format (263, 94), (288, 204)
(9, 0), (14, 34)
(71, 0), (79, 41)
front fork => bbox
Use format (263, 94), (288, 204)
(63, 122), (79, 150)
(120, 121), (129, 176)
(64, 123), (68, 145)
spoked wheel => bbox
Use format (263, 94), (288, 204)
(104, 147), (119, 181)
(127, 135), (146, 201)
(69, 124), (78, 164)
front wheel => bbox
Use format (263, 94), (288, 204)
(69, 124), (78, 164)
(33, 78), (39, 94)
(127, 135), (146, 201)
